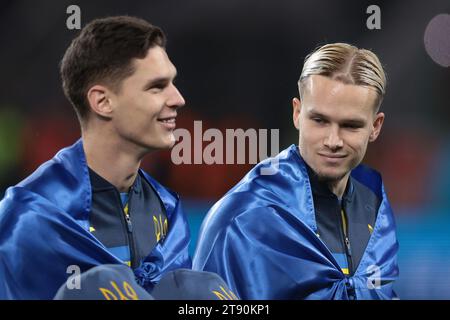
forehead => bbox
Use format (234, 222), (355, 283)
(302, 75), (378, 119)
(130, 46), (177, 80)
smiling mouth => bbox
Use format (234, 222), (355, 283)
(158, 118), (176, 124)
(318, 153), (347, 163)
(157, 116), (177, 129)
(318, 153), (346, 159)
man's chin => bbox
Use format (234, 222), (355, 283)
(140, 138), (175, 152)
(154, 132), (176, 149)
(315, 169), (348, 183)
(154, 140), (175, 150)
(166, 140), (176, 149)
(166, 134), (177, 148)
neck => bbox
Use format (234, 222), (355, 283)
(326, 173), (350, 199)
(82, 128), (143, 192)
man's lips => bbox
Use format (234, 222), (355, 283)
(157, 115), (177, 129)
(318, 153), (347, 163)
(318, 153), (347, 158)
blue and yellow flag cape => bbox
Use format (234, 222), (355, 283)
(193, 145), (399, 300)
(0, 139), (191, 299)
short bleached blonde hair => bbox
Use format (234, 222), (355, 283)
(298, 43), (386, 111)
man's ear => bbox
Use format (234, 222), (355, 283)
(369, 112), (385, 142)
(292, 97), (301, 130)
(86, 85), (114, 119)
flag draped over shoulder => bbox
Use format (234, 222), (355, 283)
(0, 139), (191, 299)
(193, 145), (399, 300)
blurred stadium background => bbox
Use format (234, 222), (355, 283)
(1, 0), (449, 299)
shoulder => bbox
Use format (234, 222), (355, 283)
(204, 192), (277, 229)
(139, 170), (177, 199)
(0, 186), (80, 241)
(351, 163), (383, 199)
(139, 169), (181, 217)
(18, 140), (85, 189)
(200, 145), (307, 231)
(351, 177), (382, 212)
(350, 163), (394, 222)
(9, 140), (91, 220)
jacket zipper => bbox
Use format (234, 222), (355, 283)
(340, 209), (353, 275)
(117, 190), (136, 268)
(124, 210), (133, 232)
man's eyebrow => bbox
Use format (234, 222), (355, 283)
(308, 111), (329, 120)
(142, 71), (177, 90)
(307, 110), (366, 125)
(341, 118), (366, 126)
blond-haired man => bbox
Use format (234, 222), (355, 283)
(193, 43), (399, 300)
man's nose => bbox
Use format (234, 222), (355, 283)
(167, 84), (186, 109)
(323, 126), (343, 150)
